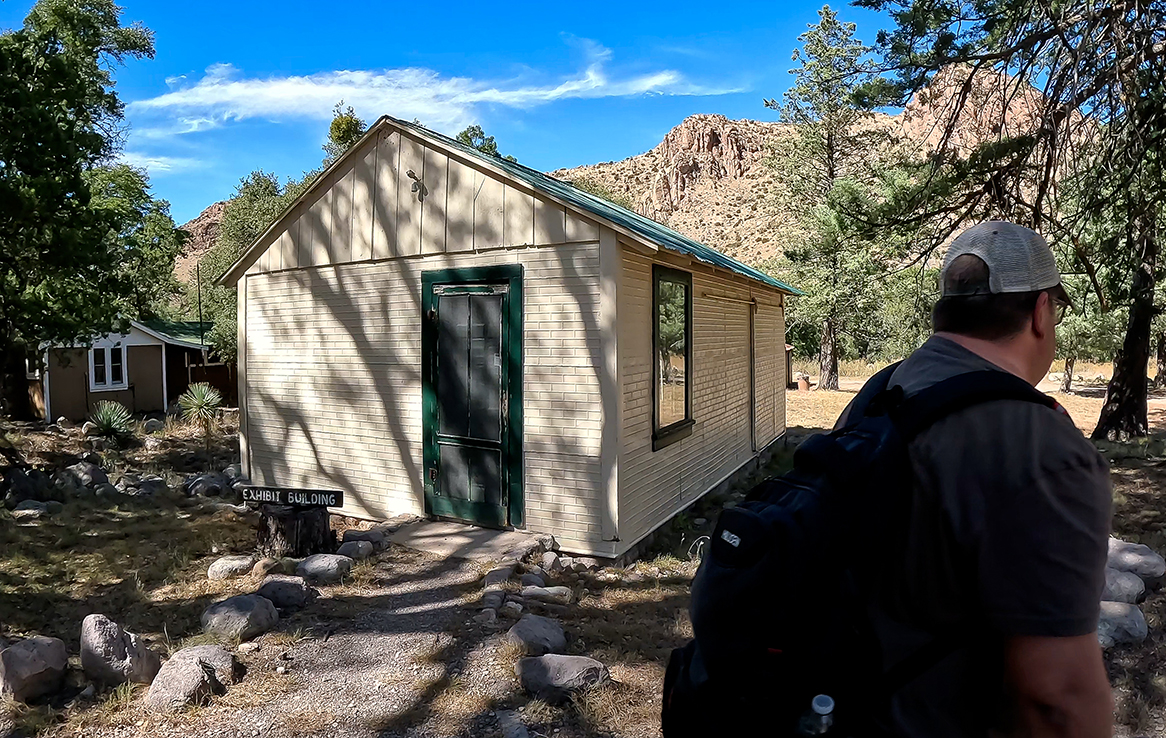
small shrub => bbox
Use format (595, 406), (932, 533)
(178, 382), (223, 457)
(89, 401), (132, 438)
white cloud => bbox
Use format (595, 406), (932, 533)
(128, 43), (740, 135)
(118, 151), (204, 174)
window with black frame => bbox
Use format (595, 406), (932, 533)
(653, 265), (693, 450)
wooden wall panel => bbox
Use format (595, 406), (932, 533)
(474, 170), (505, 250)
(504, 184), (535, 248)
(351, 140), (376, 262)
(534, 197), (566, 245)
(283, 207), (301, 270)
(331, 164), (354, 264)
(372, 130), (399, 260)
(396, 136), (425, 256)
(566, 211), (600, 242)
(421, 147), (448, 254)
(445, 156), (475, 252)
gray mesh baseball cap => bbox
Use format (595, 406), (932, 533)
(941, 221), (1071, 304)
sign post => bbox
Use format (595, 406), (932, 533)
(240, 485), (343, 558)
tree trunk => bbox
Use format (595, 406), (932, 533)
(818, 318), (840, 391)
(1093, 223), (1157, 440)
(1156, 332), (1166, 389)
(0, 337), (31, 421)
(1060, 355), (1075, 394)
(255, 504), (335, 558)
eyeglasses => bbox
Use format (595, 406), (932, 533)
(1052, 298), (1070, 325)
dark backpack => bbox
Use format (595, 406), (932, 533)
(661, 364), (1056, 737)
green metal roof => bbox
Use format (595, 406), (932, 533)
(388, 116), (802, 296)
(138, 318), (212, 347)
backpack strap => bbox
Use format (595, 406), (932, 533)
(890, 370), (1055, 442)
(839, 362), (903, 427)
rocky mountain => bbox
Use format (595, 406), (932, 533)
(176, 201), (227, 283)
(553, 68), (1049, 265)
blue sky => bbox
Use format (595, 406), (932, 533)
(1, 0), (888, 224)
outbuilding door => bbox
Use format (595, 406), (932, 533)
(421, 266), (524, 528)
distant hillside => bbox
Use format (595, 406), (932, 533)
(176, 201), (227, 283)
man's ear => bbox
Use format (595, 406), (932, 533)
(1032, 291), (1052, 340)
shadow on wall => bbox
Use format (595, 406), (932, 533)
(247, 196), (608, 535)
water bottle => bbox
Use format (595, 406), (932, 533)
(795, 694), (835, 736)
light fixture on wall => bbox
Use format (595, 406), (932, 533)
(406, 169), (428, 202)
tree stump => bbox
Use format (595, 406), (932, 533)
(255, 504), (335, 558)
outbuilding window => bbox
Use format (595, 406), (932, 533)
(652, 265), (694, 450)
(89, 346), (127, 391)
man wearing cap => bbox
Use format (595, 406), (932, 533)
(843, 222), (1113, 736)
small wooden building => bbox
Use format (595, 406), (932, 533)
(29, 319), (234, 422)
(219, 116), (800, 558)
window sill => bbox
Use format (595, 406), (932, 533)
(89, 384), (129, 393)
(652, 419), (694, 451)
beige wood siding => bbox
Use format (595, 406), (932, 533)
(617, 250), (788, 548)
(246, 130), (601, 277)
(242, 139), (612, 552)
(245, 243), (606, 553)
(753, 301), (784, 449)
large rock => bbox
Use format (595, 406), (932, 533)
(520, 573), (546, 588)
(0, 636), (68, 702)
(256, 575), (316, 610)
(2, 469), (39, 505)
(1108, 537), (1166, 580)
(144, 645), (239, 714)
(336, 540), (373, 561)
(1104, 568), (1146, 604)
(207, 555), (257, 581)
(540, 551), (564, 573)
(515, 654), (609, 702)
(296, 554), (353, 584)
(135, 477), (169, 496)
(521, 586), (573, 605)
(342, 528), (387, 551)
(11, 500), (48, 521)
(201, 594), (278, 641)
(507, 615), (567, 656)
(80, 614), (162, 686)
(62, 461), (108, 489)
(184, 472), (231, 497)
(1098, 601), (1148, 649)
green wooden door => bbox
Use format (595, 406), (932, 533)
(422, 267), (523, 528)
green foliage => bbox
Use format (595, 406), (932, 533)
(570, 177), (637, 211)
(178, 382), (222, 455)
(765, 6), (914, 385)
(322, 101), (366, 164)
(186, 171), (311, 361)
(0, 0), (154, 413)
(178, 382), (222, 425)
(86, 164), (186, 318)
(858, 0), (1166, 436)
(456, 124), (517, 162)
(89, 400), (132, 438)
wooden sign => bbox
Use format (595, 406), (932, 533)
(239, 486), (344, 508)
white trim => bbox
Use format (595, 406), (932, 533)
(42, 350), (51, 421)
(24, 358), (40, 380)
(88, 345), (128, 392)
(599, 226), (621, 542)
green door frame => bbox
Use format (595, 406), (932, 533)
(421, 265), (524, 528)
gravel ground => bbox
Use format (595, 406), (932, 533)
(49, 546), (526, 738)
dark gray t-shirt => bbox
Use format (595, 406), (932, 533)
(841, 336), (1111, 737)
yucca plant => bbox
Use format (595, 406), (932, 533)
(178, 382), (223, 457)
(89, 401), (133, 439)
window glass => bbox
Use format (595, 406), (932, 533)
(654, 268), (692, 434)
(92, 349), (106, 386)
(110, 347), (124, 385)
